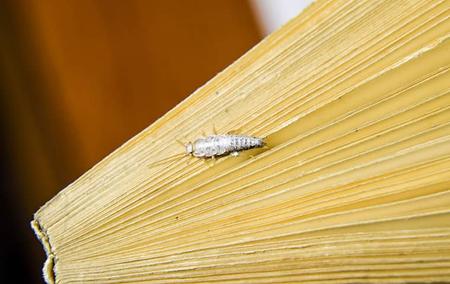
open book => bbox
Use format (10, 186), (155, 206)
(32, 0), (450, 283)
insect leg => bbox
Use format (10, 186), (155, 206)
(227, 126), (243, 135)
(202, 158), (213, 167)
(230, 151), (240, 157)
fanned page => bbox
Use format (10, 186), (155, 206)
(32, 1), (450, 283)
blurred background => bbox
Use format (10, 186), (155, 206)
(0, 0), (311, 282)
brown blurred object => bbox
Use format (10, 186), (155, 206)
(0, 0), (261, 282)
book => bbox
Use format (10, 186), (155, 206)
(32, 0), (450, 283)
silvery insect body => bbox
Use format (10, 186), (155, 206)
(185, 134), (265, 159)
(148, 134), (266, 168)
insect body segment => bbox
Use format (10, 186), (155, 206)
(186, 135), (265, 158)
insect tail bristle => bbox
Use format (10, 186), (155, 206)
(261, 139), (270, 149)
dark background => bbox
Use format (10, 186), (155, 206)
(0, 1), (262, 282)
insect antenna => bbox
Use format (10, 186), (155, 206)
(147, 152), (186, 168)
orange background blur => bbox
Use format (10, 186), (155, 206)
(0, 1), (262, 282)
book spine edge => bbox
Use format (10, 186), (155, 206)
(31, 219), (56, 284)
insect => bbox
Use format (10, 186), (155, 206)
(148, 134), (266, 167)
(186, 134), (265, 158)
